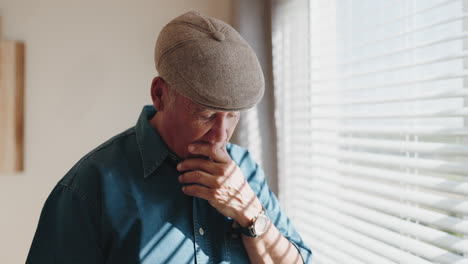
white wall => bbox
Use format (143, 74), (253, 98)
(0, 1), (232, 262)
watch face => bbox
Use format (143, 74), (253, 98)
(253, 214), (269, 236)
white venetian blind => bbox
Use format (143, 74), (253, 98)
(272, 0), (468, 263)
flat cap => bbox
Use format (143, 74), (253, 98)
(154, 11), (265, 111)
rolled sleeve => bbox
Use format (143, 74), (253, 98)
(230, 144), (313, 263)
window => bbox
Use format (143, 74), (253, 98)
(272, 0), (468, 263)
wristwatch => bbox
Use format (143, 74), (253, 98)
(238, 208), (270, 238)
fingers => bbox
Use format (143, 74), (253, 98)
(188, 143), (230, 163)
(178, 152), (261, 224)
(182, 184), (213, 201)
(179, 170), (225, 188)
(177, 158), (224, 175)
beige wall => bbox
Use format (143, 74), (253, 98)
(0, 1), (232, 262)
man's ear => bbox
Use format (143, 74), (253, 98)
(151, 77), (167, 111)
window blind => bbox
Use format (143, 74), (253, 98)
(272, 0), (468, 263)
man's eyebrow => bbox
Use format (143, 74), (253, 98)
(186, 102), (211, 114)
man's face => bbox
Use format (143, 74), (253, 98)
(163, 91), (240, 159)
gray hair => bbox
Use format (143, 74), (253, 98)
(166, 85), (178, 108)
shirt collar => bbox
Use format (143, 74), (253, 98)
(135, 105), (179, 178)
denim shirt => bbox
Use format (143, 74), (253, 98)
(27, 106), (312, 264)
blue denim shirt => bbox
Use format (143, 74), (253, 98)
(27, 106), (312, 264)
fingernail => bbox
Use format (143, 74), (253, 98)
(178, 175), (182, 182)
(177, 163), (182, 171)
(182, 186), (186, 192)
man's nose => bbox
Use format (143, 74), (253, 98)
(207, 116), (228, 144)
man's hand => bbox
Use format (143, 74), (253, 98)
(177, 143), (305, 264)
(177, 143), (263, 227)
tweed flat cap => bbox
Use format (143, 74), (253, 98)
(154, 11), (265, 111)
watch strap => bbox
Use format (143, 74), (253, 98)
(238, 224), (258, 237)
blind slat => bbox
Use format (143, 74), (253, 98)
(312, 0), (462, 49)
(309, 158), (468, 195)
(295, 179), (468, 235)
(298, 213), (434, 264)
(298, 191), (468, 255)
(309, 89), (468, 106)
(297, 170), (468, 215)
(314, 8), (467, 56)
(312, 52), (468, 82)
(293, 124), (468, 136)
(304, 238), (367, 264)
(301, 135), (468, 155)
(293, 147), (468, 175)
(310, 72), (468, 94)
(311, 254), (341, 264)
(311, 31), (468, 69)
(298, 203), (467, 264)
(300, 225), (397, 264)
(292, 107), (468, 120)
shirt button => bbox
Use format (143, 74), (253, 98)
(199, 227), (204, 236)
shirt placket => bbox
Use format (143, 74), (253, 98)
(193, 197), (212, 264)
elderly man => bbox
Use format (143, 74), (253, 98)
(27, 11), (311, 264)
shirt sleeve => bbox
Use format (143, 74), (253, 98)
(231, 145), (313, 264)
(26, 183), (105, 264)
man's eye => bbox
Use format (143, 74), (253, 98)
(228, 112), (239, 119)
(200, 114), (214, 120)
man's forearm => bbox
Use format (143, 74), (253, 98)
(242, 221), (304, 264)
